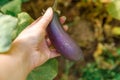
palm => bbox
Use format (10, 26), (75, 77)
(32, 38), (59, 69)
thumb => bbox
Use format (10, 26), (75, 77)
(14, 7), (53, 45)
(32, 7), (53, 32)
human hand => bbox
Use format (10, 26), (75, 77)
(0, 7), (68, 80)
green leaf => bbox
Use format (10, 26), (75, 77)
(17, 12), (34, 36)
(0, 13), (18, 52)
(22, 0), (30, 2)
(1, 0), (22, 16)
(116, 48), (120, 55)
(112, 27), (120, 36)
(27, 59), (58, 80)
(107, 0), (120, 20)
(114, 74), (120, 80)
(0, 13), (2, 16)
(0, 0), (11, 7)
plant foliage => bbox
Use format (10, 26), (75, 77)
(107, 0), (120, 20)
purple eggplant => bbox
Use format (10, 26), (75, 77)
(47, 12), (84, 61)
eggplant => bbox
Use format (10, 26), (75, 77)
(47, 12), (84, 61)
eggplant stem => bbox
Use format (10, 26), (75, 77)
(53, 0), (58, 11)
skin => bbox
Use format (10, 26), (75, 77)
(0, 7), (67, 80)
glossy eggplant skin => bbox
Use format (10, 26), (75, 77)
(47, 12), (84, 61)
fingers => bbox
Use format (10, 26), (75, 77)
(30, 11), (66, 29)
(59, 16), (68, 31)
(63, 25), (68, 31)
(60, 16), (66, 24)
(46, 38), (51, 46)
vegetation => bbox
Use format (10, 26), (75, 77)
(0, 0), (120, 80)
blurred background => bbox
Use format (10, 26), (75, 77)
(21, 0), (120, 80)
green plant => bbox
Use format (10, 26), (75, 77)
(79, 1), (120, 79)
(80, 63), (120, 80)
(107, 0), (120, 20)
(80, 47), (120, 80)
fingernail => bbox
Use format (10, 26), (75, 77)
(45, 7), (53, 14)
(63, 25), (68, 31)
(62, 16), (66, 21)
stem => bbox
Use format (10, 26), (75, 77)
(53, 0), (58, 11)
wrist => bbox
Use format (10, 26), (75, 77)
(0, 42), (31, 80)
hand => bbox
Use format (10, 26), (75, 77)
(0, 7), (67, 80)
